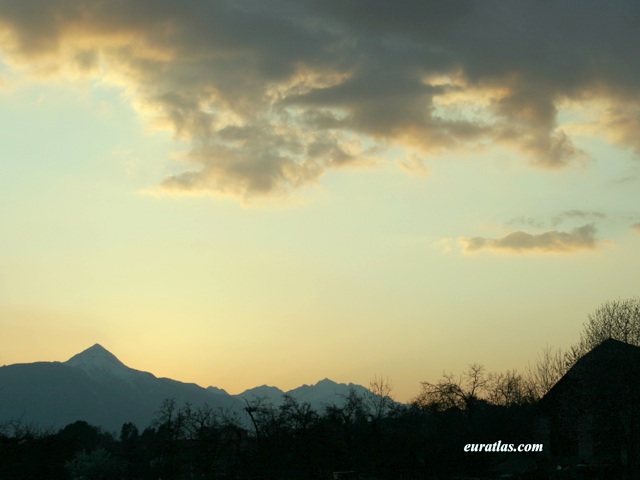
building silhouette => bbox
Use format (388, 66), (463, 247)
(539, 339), (640, 477)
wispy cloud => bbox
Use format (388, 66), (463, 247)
(1, 0), (639, 198)
(460, 224), (599, 254)
(551, 210), (606, 227)
(506, 216), (545, 229)
(507, 210), (606, 229)
(602, 105), (640, 155)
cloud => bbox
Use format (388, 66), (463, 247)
(632, 223), (640, 233)
(602, 105), (640, 155)
(506, 216), (545, 229)
(507, 210), (606, 229)
(551, 210), (606, 227)
(1, 0), (639, 197)
(461, 224), (599, 254)
(434, 237), (455, 254)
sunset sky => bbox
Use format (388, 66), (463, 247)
(1, 0), (639, 401)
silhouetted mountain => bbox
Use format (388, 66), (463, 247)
(287, 378), (371, 408)
(0, 345), (378, 433)
(234, 378), (372, 411)
(237, 384), (287, 405)
(0, 344), (240, 433)
(206, 385), (230, 395)
(64, 343), (138, 380)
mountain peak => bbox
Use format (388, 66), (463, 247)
(316, 378), (338, 386)
(83, 343), (111, 355)
(64, 344), (131, 378)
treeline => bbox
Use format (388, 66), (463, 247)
(0, 338), (575, 480)
(3, 298), (638, 480)
(0, 346), (567, 480)
(0, 389), (542, 480)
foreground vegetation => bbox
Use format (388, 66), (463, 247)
(2, 297), (639, 479)
(1, 390), (542, 480)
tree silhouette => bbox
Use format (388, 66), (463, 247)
(567, 297), (640, 366)
(488, 369), (536, 406)
(525, 344), (568, 399)
(65, 448), (124, 480)
(413, 363), (488, 413)
(365, 375), (395, 421)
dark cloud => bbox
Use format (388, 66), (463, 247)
(0, 0), (639, 197)
(159, 122), (351, 197)
(462, 224), (599, 254)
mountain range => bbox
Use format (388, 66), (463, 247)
(0, 344), (374, 433)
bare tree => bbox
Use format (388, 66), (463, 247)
(365, 375), (395, 420)
(243, 396), (275, 440)
(153, 398), (186, 443)
(488, 369), (537, 406)
(0, 416), (53, 440)
(413, 363), (488, 412)
(325, 387), (368, 430)
(525, 344), (568, 399)
(566, 297), (640, 366)
(278, 394), (318, 432)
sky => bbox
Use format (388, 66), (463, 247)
(1, 0), (639, 402)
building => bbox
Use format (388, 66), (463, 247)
(539, 338), (640, 476)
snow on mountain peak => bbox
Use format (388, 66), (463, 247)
(315, 378), (338, 387)
(64, 344), (135, 379)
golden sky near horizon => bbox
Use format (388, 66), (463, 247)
(1, 0), (640, 401)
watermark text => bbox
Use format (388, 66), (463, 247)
(464, 441), (543, 453)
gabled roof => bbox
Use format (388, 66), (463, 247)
(539, 338), (640, 412)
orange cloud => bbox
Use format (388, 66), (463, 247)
(460, 224), (599, 254)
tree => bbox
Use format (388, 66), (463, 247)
(150, 398), (189, 479)
(488, 369), (536, 406)
(326, 387), (368, 426)
(65, 448), (124, 480)
(243, 396), (277, 441)
(567, 297), (640, 365)
(525, 344), (568, 399)
(278, 394), (318, 433)
(365, 375), (395, 421)
(413, 363), (488, 413)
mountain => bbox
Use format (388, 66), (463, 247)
(236, 384), (287, 405)
(0, 344), (240, 433)
(287, 378), (371, 408)
(64, 343), (143, 380)
(206, 385), (230, 395)
(234, 379), (373, 412)
(0, 344), (380, 433)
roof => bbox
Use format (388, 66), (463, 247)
(539, 338), (640, 413)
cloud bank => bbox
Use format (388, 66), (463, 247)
(1, 0), (639, 197)
(461, 224), (599, 254)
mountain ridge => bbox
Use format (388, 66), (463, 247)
(0, 344), (382, 432)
